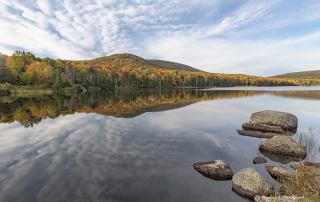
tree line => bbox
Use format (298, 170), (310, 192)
(1, 51), (319, 91)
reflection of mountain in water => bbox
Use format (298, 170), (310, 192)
(268, 90), (320, 101)
(0, 90), (262, 127)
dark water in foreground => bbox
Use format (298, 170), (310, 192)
(0, 87), (320, 202)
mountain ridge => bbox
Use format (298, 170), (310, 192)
(271, 70), (320, 79)
(84, 53), (202, 72)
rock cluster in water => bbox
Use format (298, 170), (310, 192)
(237, 110), (298, 138)
(194, 110), (312, 200)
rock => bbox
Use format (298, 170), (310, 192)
(193, 160), (233, 181)
(265, 166), (294, 182)
(249, 110), (298, 133)
(232, 167), (272, 199)
(259, 136), (307, 158)
(237, 130), (280, 138)
(238, 110), (298, 138)
(253, 157), (267, 164)
(261, 150), (303, 164)
(243, 123), (285, 134)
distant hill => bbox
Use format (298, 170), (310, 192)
(86, 53), (159, 70)
(271, 70), (320, 79)
(147, 60), (201, 72)
(84, 53), (202, 72)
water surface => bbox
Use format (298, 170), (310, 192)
(0, 87), (320, 202)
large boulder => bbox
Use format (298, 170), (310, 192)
(238, 110), (298, 138)
(265, 166), (294, 182)
(193, 160), (233, 181)
(248, 110), (298, 133)
(259, 136), (307, 158)
(232, 167), (272, 199)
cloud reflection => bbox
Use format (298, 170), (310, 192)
(0, 88), (320, 201)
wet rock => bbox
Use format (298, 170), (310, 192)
(249, 110), (298, 132)
(253, 157), (267, 164)
(265, 166), (294, 182)
(261, 150), (303, 164)
(237, 130), (280, 138)
(193, 160), (233, 181)
(259, 136), (306, 158)
(243, 123), (285, 134)
(232, 167), (272, 199)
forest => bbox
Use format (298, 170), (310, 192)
(1, 51), (320, 93)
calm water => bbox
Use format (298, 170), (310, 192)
(0, 87), (320, 202)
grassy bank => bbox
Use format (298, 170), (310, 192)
(270, 128), (320, 201)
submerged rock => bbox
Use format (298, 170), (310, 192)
(253, 157), (267, 164)
(259, 136), (307, 158)
(193, 160), (233, 181)
(249, 110), (298, 132)
(232, 167), (272, 199)
(265, 166), (294, 182)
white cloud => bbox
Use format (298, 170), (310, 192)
(0, 0), (320, 75)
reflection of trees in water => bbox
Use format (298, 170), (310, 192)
(0, 89), (264, 127)
(5, 89), (320, 128)
(268, 90), (320, 101)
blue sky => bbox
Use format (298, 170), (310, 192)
(0, 0), (320, 76)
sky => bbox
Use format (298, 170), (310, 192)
(0, 0), (320, 76)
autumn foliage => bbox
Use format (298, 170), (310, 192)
(1, 51), (319, 90)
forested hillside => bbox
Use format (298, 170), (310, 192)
(147, 60), (201, 72)
(0, 50), (319, 92)
(272, 70), (320, 79)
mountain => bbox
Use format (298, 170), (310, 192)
(271, 70), (320, 79)
(84, 53), (202, 72)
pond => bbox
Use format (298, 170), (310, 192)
(0, 87), (320, 202)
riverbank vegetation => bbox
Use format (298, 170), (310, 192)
(1, 51), (319, 92)
(271, 128), (320, 201)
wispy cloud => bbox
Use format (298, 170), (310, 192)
(0, 0), (319, 75)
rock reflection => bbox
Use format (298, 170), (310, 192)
(259, 150), (305, 164)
